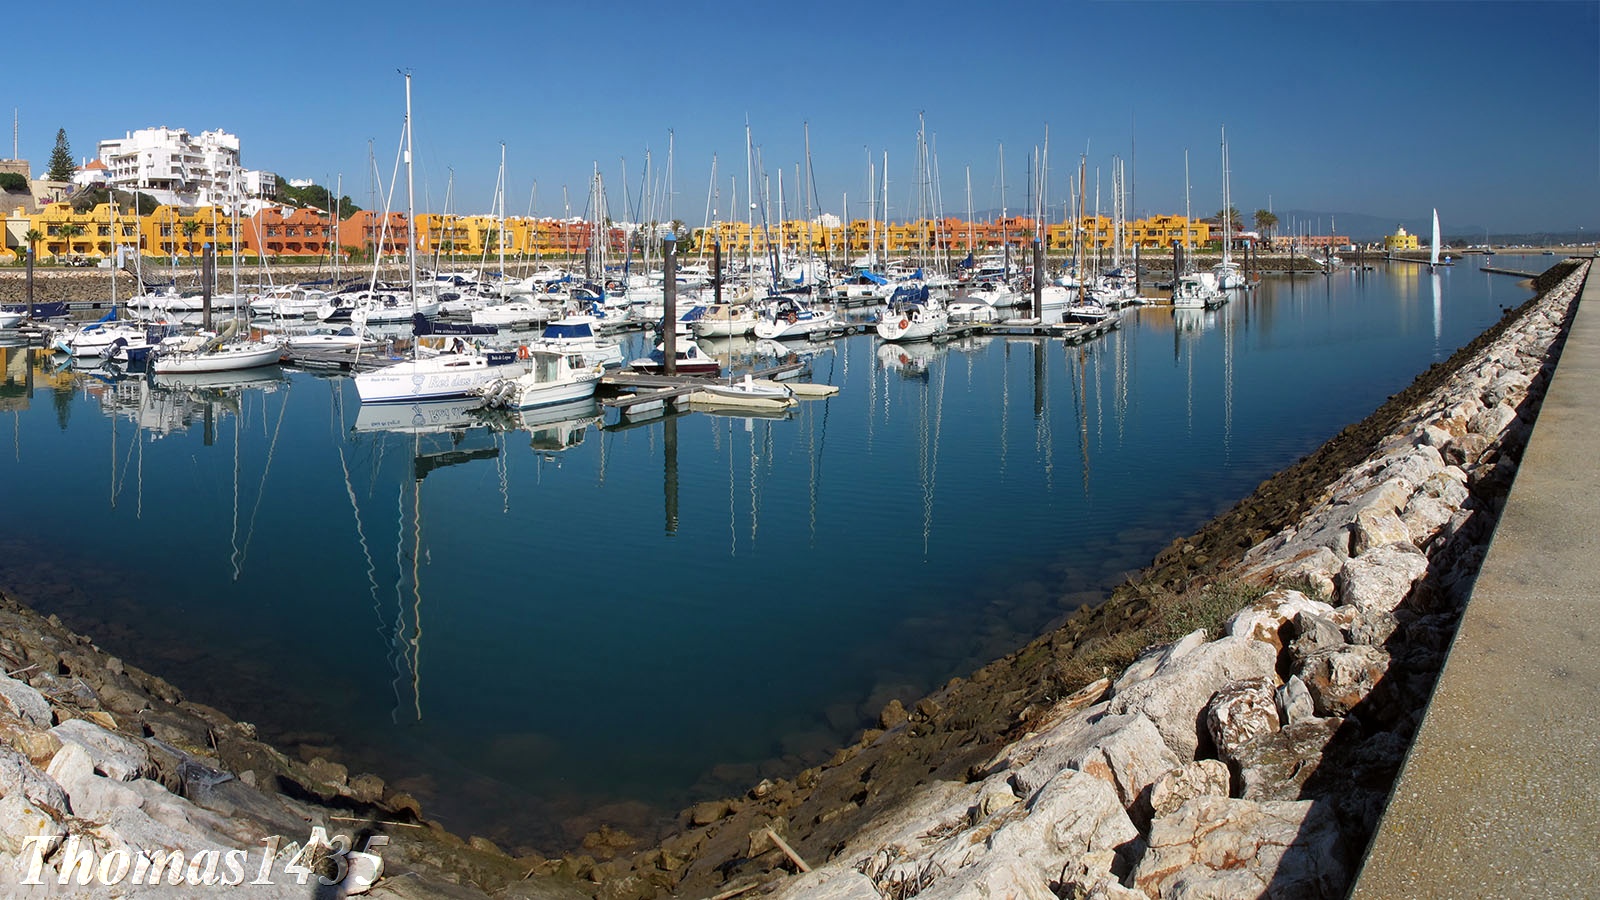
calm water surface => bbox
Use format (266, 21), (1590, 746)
(0, 257), (1550, 849)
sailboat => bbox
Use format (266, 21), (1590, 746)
(1213, 128), (1245, 291)
(354, 73), (531, 404)
(1428, 209), (1452, 269)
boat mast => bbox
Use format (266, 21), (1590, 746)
(403, 71), (417, 310)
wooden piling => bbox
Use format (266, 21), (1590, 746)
(663, 231), (677, 376)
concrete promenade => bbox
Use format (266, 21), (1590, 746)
(1353, 259), (1600, 897)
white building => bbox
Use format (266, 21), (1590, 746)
(96, 127), (275, 210)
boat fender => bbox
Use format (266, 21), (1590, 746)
(899, 318), (909, 329)
(517, 345), (530, 360)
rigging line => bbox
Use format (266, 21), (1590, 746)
(728, 416), (737, 557)
(925, 345), (947, 558)
(235, 382), (292, 580)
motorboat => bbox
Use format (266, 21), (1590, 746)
(528, 315), (623, 368)
(354, 337), (529, 403)
(626, 339), (722, 376)
(1172, 272), (1226, 309)
(0, 309), (25, 329)
(284, 325), (381, 352)
(690, 373), (797, 411)
(475, 348), (603, 410)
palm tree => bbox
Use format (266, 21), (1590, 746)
(1254, 209), (1279, 243)
(23, 228), (44, 261)
(180, 221), (202, 261)
(55, 224), (83, 262)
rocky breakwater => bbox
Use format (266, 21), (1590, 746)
(563, 258), (1585, 900)
(0, 592), (567, 898)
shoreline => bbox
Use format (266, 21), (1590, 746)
(0, 258), (1584, 897)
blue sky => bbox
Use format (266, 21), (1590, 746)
(11, 1), (1598, 233)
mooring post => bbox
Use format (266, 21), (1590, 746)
(662, 229), (677, 376)
(202, 243), (214, 331)
(25, 248), (34, 319)
(1032, 240), (1043, 320)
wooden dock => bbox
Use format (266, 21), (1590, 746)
(1480, 265), (1540, 278)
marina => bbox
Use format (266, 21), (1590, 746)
(0, 255), (1559, 850)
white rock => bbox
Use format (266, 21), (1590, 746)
(45, 741), (140, 823)
(1276, 675), (1317, 726)
(1146, 759), (1233, 819)
(0, 745), (70, 816)
(0, 676), (52, 729)
(1380, 445), (1444, 489)
(1335, 543), (1429, 618)
(1401, 494), (1455, 545)
(914, 855), (1058, 900)
(50, 719), (152, 782)
(983, 769), (1138, 886)
(1133, 797), (1348, 899)
(1467, 403), (1517, 437)
(0, 793), (66, 858)
(1225, 589), (1338, 646)
(1111, 630), (1207, 696)
(1106, 635), (1278, 761)
(766, 867), (882, 900)
(1299, 645), (1390, 718)
(1205, 678), (1282, 766)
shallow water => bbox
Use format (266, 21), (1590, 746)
(0, 256), (1553, 850)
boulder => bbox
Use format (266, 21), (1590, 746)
(0, 744), (70, 815)
(44, 740), (139, 823)
(1205, 678), (1281, 766)
(0, 675), (52, 729)
(1467, 403), (1517, 438)
(1335, 543), (1429, 623)
(0, 792), (66, 858)
(1112, 630), (1207, 696)
(1298, 645), (1390, 719)
(1106, 635), (1278, 761)
(1133, 797), (1348, 899)
(1400, 494), (1455, 546)
(982, 769), (1139, 887)
(766, 867), (882, 900)
(1379, 446), (1444, 489)
(1145, 759), (1232, 819)
(1233, 717), (1344, 801)
(1275, 675), (1317, 726)
(914, 855), (1059, 900)
(1008, 712), (1179, 807)
(50, 718), (153, 782)
(1224, 590), (1338, 648)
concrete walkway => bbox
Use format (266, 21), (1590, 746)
(1353, 259), (1600, 898)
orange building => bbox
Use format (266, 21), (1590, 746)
(242, 207), (335, 257)
(338, 210), (411, 257)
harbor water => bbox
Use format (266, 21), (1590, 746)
(0, 256), (1550, 849)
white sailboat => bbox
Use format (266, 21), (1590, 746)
(355, 73), (531, 404)
(1213, 127), (1245, 291)
(1430, 208), (1441, 269)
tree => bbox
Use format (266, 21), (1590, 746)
(24, 228), (43, 260)
(47, 129), (75, 183)
(1253, 209), (1278, 240)
(55, 223), (82, 260)
(0, 172), (27, 192)
(180, 221), (202, 258)
(1215, 206), (1243, 231)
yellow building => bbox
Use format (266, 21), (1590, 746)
(1384, 226), (1420, 251)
